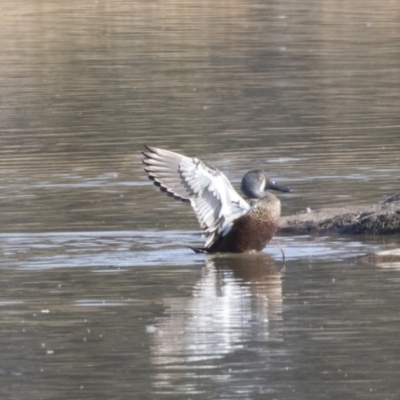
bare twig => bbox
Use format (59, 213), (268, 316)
(275, 240), (286, 266)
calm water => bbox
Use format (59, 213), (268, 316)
(1, 0), (400, 399)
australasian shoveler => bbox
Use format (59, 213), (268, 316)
(142, 145), (292, 253)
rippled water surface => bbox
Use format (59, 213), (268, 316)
(1, 1), (400, 399)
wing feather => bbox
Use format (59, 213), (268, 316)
(142, 145), (250, 248)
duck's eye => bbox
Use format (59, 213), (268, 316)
(258, 175), (263, 181)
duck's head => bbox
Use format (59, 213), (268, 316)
(240, 170), (293, 199)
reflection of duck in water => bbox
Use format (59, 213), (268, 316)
(212, 252), (284, 284)
(211, 254), (284, 325)
(143, 146), (292, 253)
(150, 253), (283, 370)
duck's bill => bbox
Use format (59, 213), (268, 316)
(267, 180), (293, 193)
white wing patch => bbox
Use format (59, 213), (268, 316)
(143, 146), (250, 248)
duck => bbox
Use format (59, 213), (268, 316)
(142, 145), (292, 253)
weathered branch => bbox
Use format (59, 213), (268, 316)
(278, 192), (400, 235)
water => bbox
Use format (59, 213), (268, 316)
(1, 0), (400, 399)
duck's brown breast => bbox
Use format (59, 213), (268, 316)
(208, 195), (281, 253)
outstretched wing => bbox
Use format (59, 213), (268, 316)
(142, 145), (250, 248)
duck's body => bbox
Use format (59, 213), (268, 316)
(142, 146), (292, 253)
(205, 195), (281, 253)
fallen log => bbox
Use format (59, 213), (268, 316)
(278, 192), (400, 235)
